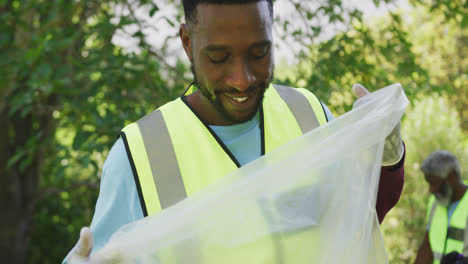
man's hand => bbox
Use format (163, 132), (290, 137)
(352, 84), (404, 166)
(66, 227), (126, 264)
(67, 227), (93, 264)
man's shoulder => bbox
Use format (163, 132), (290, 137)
(270, 84), (323, 104)
(121, 97), (184, 131)
(271, 83), (314, 93)
(269, 83), (331, 123)
(102, 137), (131, 177)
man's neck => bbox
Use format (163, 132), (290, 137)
(184, 91), (230, 126)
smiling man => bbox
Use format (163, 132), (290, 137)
(64, 1), (406, 263)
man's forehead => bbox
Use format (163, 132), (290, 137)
(192, 1), (272, 32)
(425, 173), (441, 182)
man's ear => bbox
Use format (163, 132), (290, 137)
(179, 24), (193, 62)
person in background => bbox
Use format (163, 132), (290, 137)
(415, 150), (468, 264)
(64, 0), (406, 263)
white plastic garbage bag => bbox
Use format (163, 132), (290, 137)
(91, 84), (408, 264)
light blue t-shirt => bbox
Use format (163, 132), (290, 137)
(210, 111), (262, 166)
(63, 102), (333, 262)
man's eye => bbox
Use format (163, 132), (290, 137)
(207, 52), (229, 64)
(251, 46), (269, 59)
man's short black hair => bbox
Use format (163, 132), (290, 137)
(183, 0), (273, 30)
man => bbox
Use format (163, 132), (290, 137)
(415, 150), (468, 264)
(64, 0), (406, 263)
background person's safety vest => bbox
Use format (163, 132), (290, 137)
(426, 190), (468, 264)
(120, 83), (327, 263)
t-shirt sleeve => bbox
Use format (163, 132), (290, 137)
(89, 137), (144, 253)
(62, 138), (144, 263)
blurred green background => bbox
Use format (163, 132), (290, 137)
(1, 0), (467, 263)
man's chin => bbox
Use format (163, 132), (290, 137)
(222, 95), (265, 123)
(435, 195), (451, 207)
(224, 108), (259, 124)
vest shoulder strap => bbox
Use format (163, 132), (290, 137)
(429, 196), (448, 261)
(272, 84), (327, 133)
(452, 190), (468, 254)
(464, 211), (468, 255)
(427, 195), (437, 228)
(121, 105), (187, 216)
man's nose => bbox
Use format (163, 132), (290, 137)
(225, 60), (255, 91)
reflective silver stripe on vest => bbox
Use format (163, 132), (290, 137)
(433, 252), (443, 260)
(464, 215), (468, 255)
(273, 84), (320, 133)
(428, 201), (437, 228)
(137, 110), (187, 209)
(269, 85), (322, 264)
(447, 227), (465, 241)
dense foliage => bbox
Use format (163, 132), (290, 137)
(1, 0), (466, 263)
(1, 0), (187, 262)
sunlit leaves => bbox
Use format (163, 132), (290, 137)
(2, 0), (178, 262)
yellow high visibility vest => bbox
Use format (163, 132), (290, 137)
(427, 190), (468, 264)
(120, 83), (327, 263)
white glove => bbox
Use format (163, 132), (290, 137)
(352, 84), (404, 166)
(66, 226), (127, 264)
(66, 227), (93, 264)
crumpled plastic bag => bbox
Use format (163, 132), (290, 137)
(91, 83), (408, 264)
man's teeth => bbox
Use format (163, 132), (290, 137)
(234, 97), (248, 102)
(226, 93), (248, 102)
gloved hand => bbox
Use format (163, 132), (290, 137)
(66, 226), (126, 264)
(67, 227), (93, 264)
(352, 84), (404, 166)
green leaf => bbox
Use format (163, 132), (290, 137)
(20, 104), (32, 118)
(72, 131), (93, 150)
(149, 4), (159, 17)
(19, 156), (33, 173)
(164, 17), (175, 27)
(0, 32), (10, 48)
(119, 16), (134, 26)
(462, 15), (468, 28)
(132, 30), (144, 39)
(38, 63), (52, 80)
(7, 150), (25, 168)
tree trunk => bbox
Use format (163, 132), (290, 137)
(0, 102), (53, 263)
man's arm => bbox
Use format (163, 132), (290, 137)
(414, 231), (434, 264)
(63, 138), (144, 263)
(376, 143), (405, 223)
(88, 138), (144, 253)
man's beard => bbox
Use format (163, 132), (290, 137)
(435, 182), (453, 207)
(190, 63), (274, 124)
